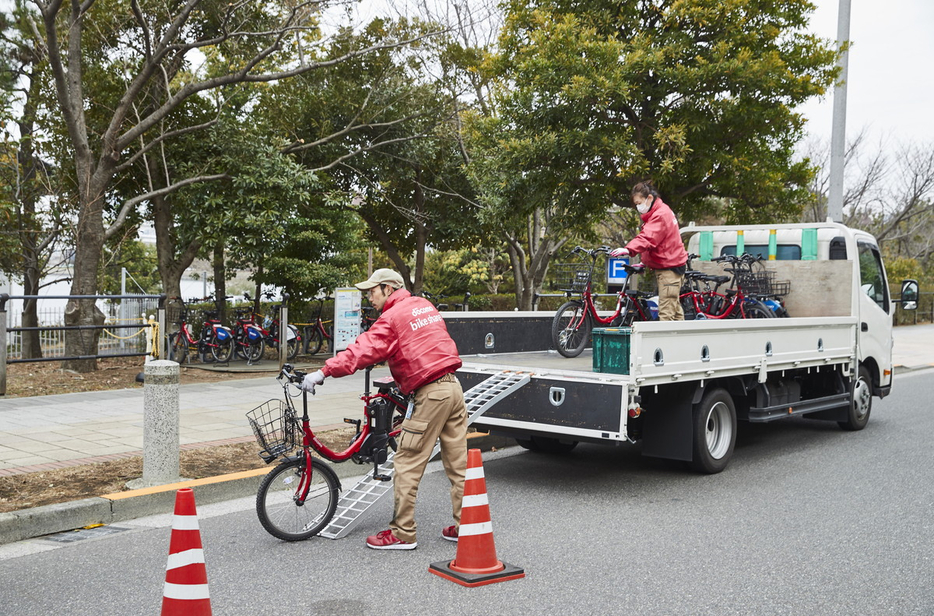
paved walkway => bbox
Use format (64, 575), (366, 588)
(1, 323), (933, 476)
(0, 362), (391, 476)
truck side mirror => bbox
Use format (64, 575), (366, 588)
(900, 279), (919, 310)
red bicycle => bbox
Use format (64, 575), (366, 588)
(305, 297), (334, 355)
(167, 297), (234, 363)
(247, 364), (407, 541)
(551, 246), (658, 358)
(679, 254), (775, 320)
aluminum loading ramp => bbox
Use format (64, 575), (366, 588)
(317, 370), (531, 540)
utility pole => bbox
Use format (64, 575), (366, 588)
(827, 0), (851, 223)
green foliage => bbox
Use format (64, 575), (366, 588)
(470, 0), (839, 229)
(99, 238), (161, 295)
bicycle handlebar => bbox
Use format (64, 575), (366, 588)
(278, 363), (306, 385)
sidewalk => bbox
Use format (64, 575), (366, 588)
(0, 361), (384, 476)
(1, 323), (933, 544)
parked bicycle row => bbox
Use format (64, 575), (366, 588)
(166, 293), (302, 365)
(551, 246), (792, 357)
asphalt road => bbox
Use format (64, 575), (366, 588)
(1, 368), (933, 615)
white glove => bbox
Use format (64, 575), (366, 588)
(301, 369), (326, 395)
(609, 247), (629, 258)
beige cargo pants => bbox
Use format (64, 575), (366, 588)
(390, 374), (467, 543)
(656, 268), (685, 321)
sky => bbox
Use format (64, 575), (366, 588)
(797, 0), (934, 149)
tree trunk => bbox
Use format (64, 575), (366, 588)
(153, 194), (202, 330)
(212, 242), (227, 323)
(505, 208), (564, 311)
(62, 181), (108, 372)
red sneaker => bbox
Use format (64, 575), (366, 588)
(366, 529), (416, 550)
(441, 525), (458, 542)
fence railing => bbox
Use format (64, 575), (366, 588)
(0, 293), (167, 395)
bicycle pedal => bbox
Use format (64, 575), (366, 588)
(372, 473), (391, 482)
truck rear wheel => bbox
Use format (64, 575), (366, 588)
(691, 387), (736, 474)
(839, 365), (872, 431)
(515, 435), (578, 454)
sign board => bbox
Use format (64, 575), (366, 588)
(332, 287), (362, 353)
(606, 257), (630, 286)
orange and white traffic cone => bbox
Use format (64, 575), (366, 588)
(429, 448), (524, 587)
(161, 488), (212, 616)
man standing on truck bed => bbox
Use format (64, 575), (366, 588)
(611, 181), (689, 321)
(300, 269), (468, 550)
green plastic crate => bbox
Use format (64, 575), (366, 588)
(592, 327), (632, 374)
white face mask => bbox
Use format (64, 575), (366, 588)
(636, 198), (652, 215)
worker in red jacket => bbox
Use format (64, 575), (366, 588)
(611, 181), (689, 321)
(301, 269), (466, 550)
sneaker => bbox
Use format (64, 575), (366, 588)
(441, 525), (458, 542)
(366, 529), (417, 550)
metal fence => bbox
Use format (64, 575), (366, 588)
(3, 297), (163, 361)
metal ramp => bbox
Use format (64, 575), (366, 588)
(317, 370), (531, 540)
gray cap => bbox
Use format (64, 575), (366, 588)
(355, 268), (405, 290)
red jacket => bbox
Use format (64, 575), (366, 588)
(322, 289), (462, 394)
(624, 198), (689, 269)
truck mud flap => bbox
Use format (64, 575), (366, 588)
(640, 382), (697, 462)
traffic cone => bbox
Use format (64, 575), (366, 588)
(429, 448), (524, 587)
(161, 488), (212, 616)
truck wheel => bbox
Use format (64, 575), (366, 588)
(690, 387), (736, 474)
(515, 436), (578, 454)
(839, 365), (872, 431)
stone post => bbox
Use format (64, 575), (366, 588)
(127, 360), (182, 488)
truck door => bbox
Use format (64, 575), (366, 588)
(856, 240), (893, 388)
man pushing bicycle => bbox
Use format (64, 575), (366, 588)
(301, 269), (467, 550)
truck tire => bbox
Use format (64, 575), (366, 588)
(515, 435), (578, 454)
(552, 300), (591, 358)
(690, 387), (736, 474)
(839, 365), (872, 431)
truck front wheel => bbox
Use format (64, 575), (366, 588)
(839, 365), (872, 431)
(691, 388), (736, 474)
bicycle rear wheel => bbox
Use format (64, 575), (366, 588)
(308, 327), (324, 355)
(169, 332), (188, 364)
(552, 300), (591, 358)
(256, 457), (340, 541)
(286, 336), (300, 360)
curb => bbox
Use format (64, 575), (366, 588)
(0, 432), (514, 546)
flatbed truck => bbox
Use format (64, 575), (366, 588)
(450, 222), (919, 473)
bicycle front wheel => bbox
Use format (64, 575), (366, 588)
(552, 300), (591, 358)
(743, 299), (775, 319)
(256, 457), (340, 541)
(246, 338), (265, 362)
(211, 337), (233, 363)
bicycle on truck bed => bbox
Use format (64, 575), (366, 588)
(246, 364), (407, 541)
(552, 245), (658, 358)
(679, 253), (778, 320)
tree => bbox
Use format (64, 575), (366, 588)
(269, 19), (483, 294)
(28, 0), (439, 371)
(0, 2), (68, 358)
(467, 0), (839, 308)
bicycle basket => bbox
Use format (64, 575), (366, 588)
(551, 263), (592, 292)
(246, 400), (299, 463)
(737, 271), (791, 296)
(736, 271), (775, 295)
